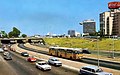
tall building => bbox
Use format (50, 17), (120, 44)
(100, 1), (120, 36)
(100, 11), (113, 35)
(112, 12), (120, 36)
(80, 19), (96, 35)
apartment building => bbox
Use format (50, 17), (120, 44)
(100, 1), (120, 36)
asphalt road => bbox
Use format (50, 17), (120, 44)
(18, 44), (120, 70)
(0, 53), (17, 75)
(0, 51), (78, 75)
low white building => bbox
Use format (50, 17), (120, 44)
(75, 32), (81, 37)
(68, 30), (81, 37)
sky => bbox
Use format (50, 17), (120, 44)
(0, 0), (118, 36)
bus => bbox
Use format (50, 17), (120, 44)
(49, 47), (84, 60)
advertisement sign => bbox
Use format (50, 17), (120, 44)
(108, 2), (120, 9)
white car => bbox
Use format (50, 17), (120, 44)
(48, 57), (62, 66)
(0, 48), (4, 53)
(3, 52), (10, 56)
(79, 65), (113, 75)
(3, 47), (8, 51)
(36, 61), (51, 71)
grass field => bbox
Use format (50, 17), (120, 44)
(43, 38), (120, 51)
(43, 38), (120, 60)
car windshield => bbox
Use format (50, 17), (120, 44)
(7, 54), (12, 57)
(38, 63), (47, 65)
(96, 68), (103, 72)
(74, 51), (82, 54)
(52, 59), (59, 61)
(31, 56), (34, 58)
(23, 52), (27, 54)
(5, 52), (9, 54)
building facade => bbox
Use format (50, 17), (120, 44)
(100, 9), (120, 36)
(100, 11), (112, 35)
(100, 1), (120, 36)
(68, 30), (81, 37)
(112, 12), (120, 36)
(75, 32), (81, 37)
(80, 19), (96, 35)
(68, 30), (75, 37)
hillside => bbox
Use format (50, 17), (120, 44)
(43, 38), (120, 51)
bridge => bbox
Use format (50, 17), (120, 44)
(0, 37), (45, 44)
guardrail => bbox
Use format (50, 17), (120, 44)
(18, 44), (120, 70)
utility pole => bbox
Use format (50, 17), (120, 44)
(112, 36), (115, 59)
(97, 36), (100, 67)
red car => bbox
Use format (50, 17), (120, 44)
(27, 56), (37, 62)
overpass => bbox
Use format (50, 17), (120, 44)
(0, 37), (45, 44)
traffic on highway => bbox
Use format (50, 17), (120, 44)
(18, 43), (120, 70)
(0, 44), (79, 75)
(0, 44), (118, 75)
(0, 0), (120, 75)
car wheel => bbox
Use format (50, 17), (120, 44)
(36, 66), (38, 69)
(48, 62), (51, 65)
(41, 68), (44, 71)
(70, 56), (72, 59)
(50, 53), (52, 56)
(60, 55), (62, 57)
(54, 63), (56, 66)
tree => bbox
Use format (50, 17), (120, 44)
(21, 34), (27, 38)
(0, 31), (8, 38)
(12, 27), (21, 37)
(98, 30), (104, 37)
(8, 31), (14, 38)
(8, 27), (21, 38)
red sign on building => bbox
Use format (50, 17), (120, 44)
(108, 2), (120, 9)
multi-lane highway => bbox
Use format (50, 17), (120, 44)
(18, 44), (120, 70)
(0, 54), (17, 75)
(1, 43), (119, 75)
(0, 51), (78, 75)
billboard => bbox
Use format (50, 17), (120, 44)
(108, 2), (120, 9)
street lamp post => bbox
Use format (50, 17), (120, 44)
(97, 36), (100, 67)
(112, 36), (115, 59)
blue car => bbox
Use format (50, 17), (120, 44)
(79, 65), (113, 75)
(21, 52), (29, 57)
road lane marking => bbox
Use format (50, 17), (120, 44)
(30, 69), (34, 71)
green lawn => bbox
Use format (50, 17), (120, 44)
(43, 38), (120, 51)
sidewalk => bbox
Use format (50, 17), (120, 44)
(11, 44), (120, 75)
